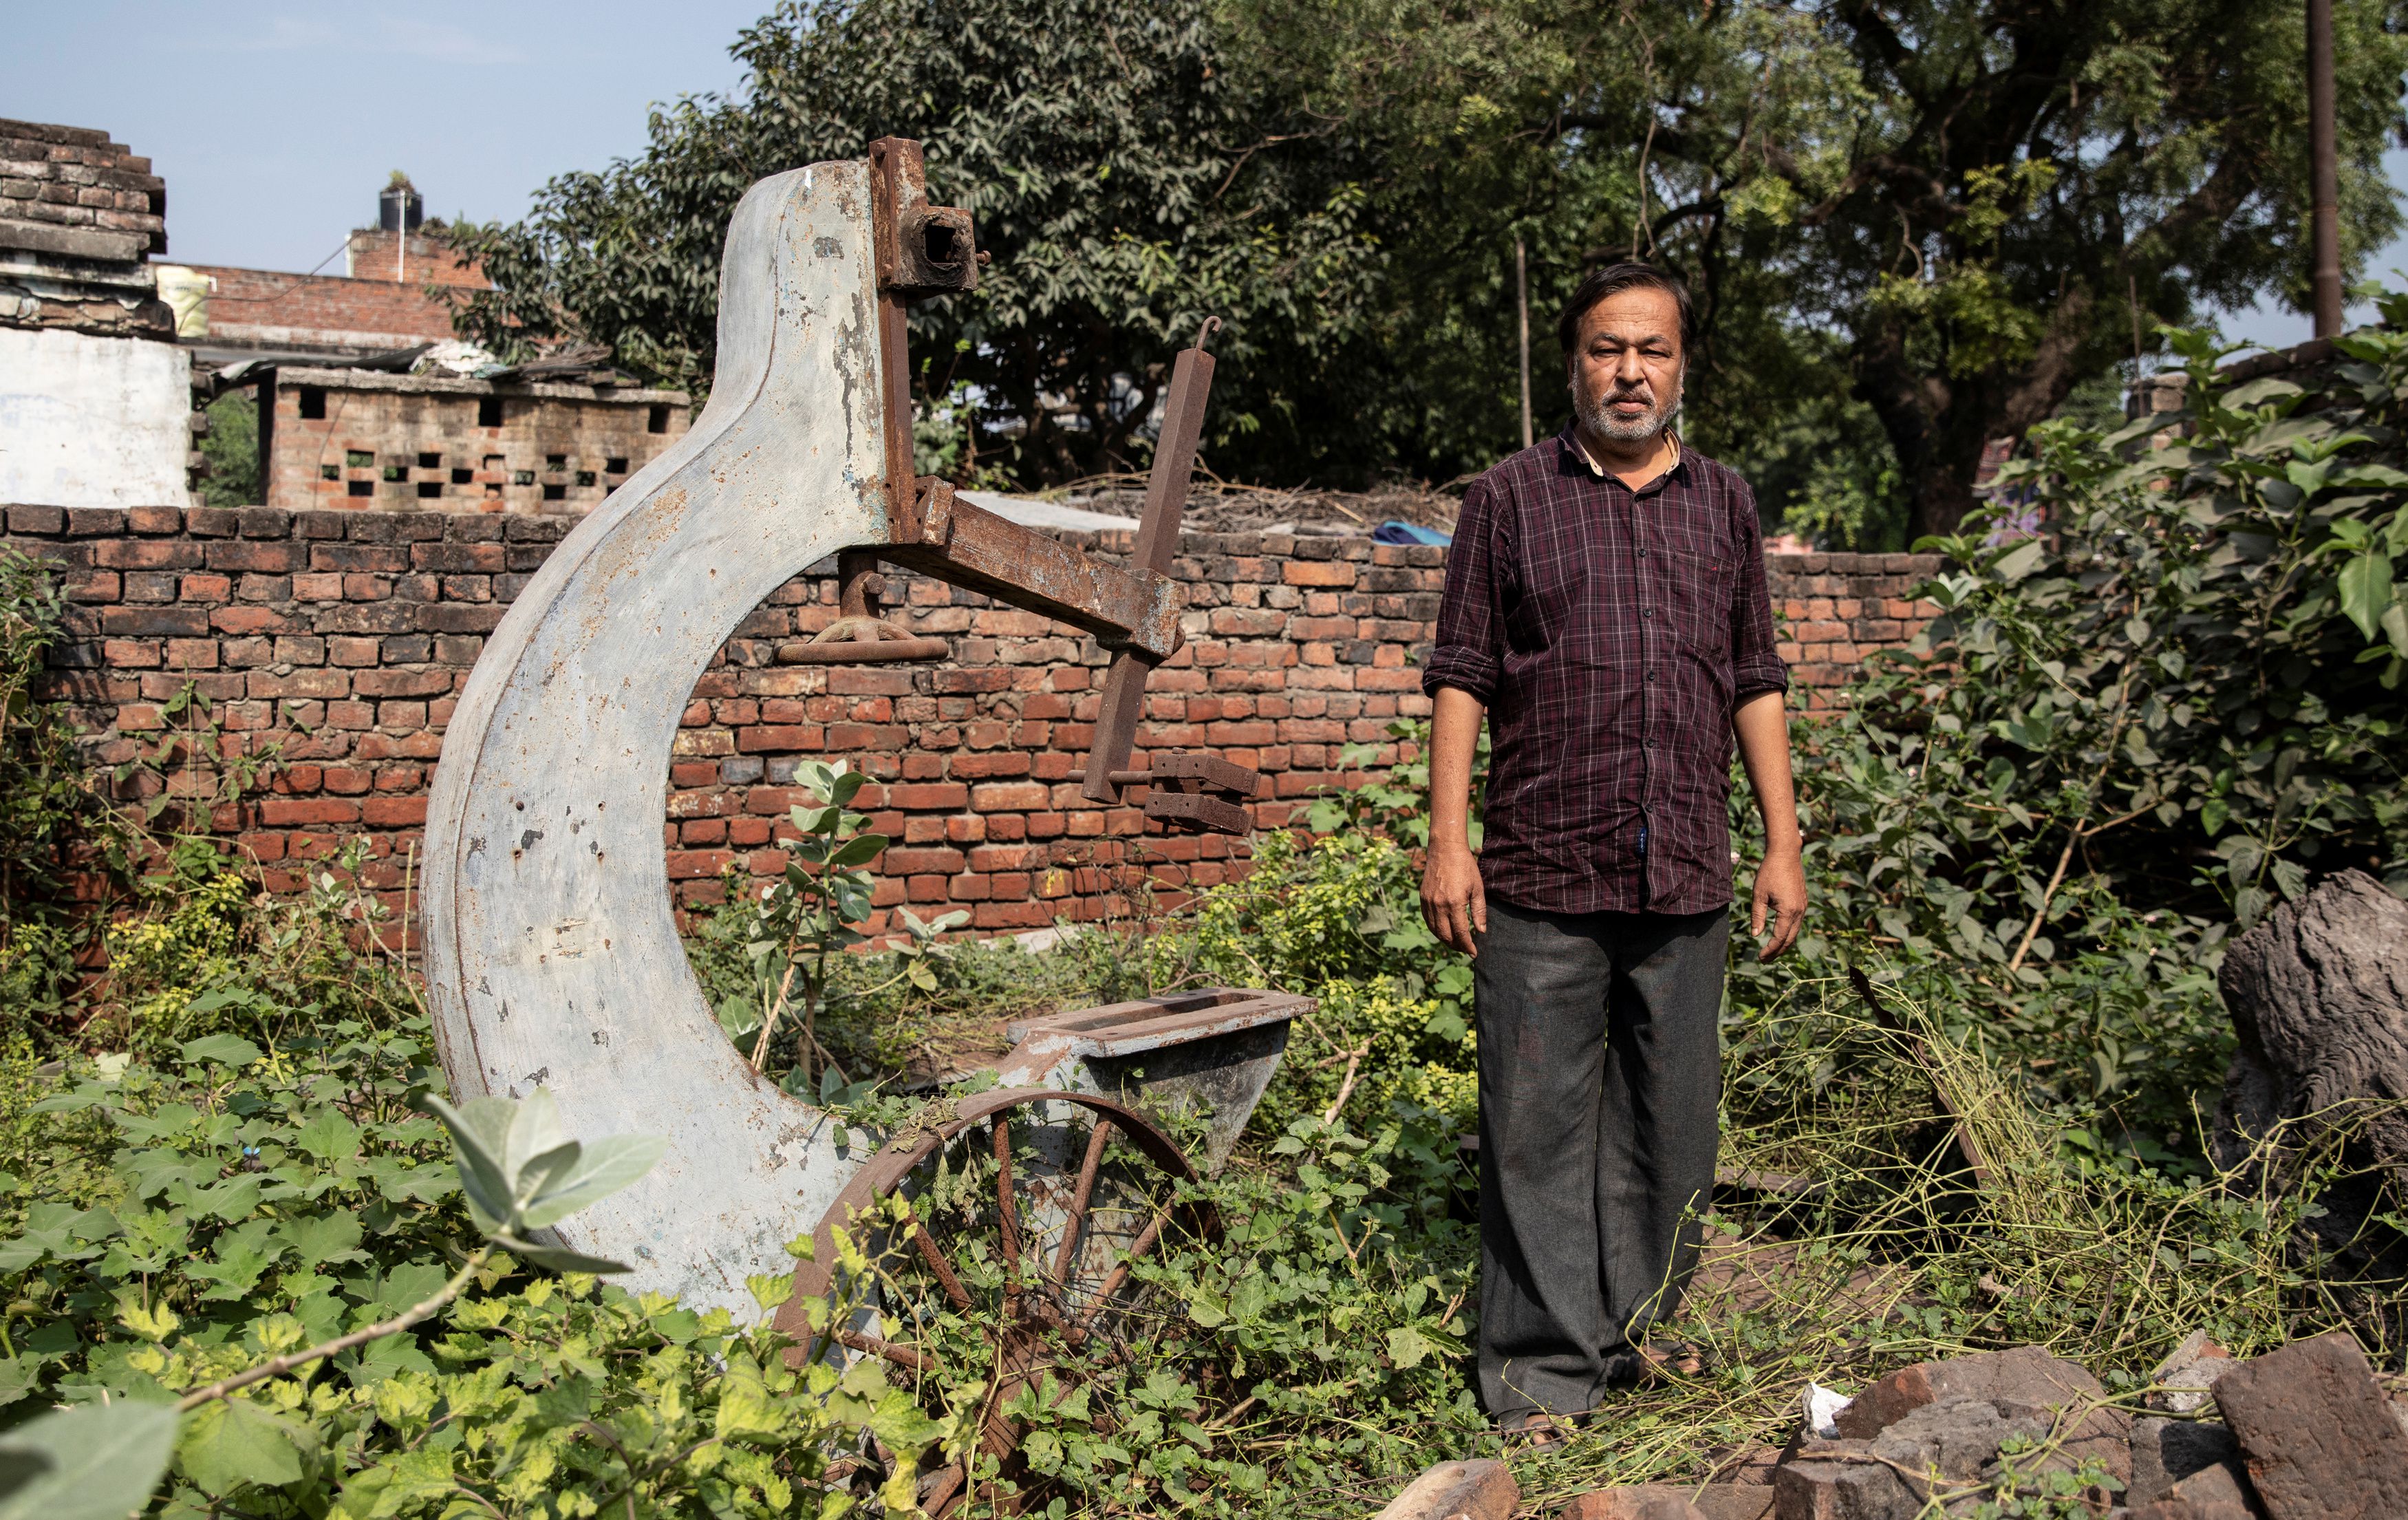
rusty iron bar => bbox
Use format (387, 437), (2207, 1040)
(868, 138), (982, 542)
(883, 478), (1182, 659)
(833, 1325), (932, 1371)
(1082, 319), (1222, 804)
(991, 1114), (1023, 1321)
(901, 1203), (974, 1312)
(1050, 1119), (1116, 1286)
(1067, 752), (1260, 797)
(1088, 1212), (1170, 1314)
(1143, 791), (1251, 835)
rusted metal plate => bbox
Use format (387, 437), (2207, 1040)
(884, 491), (1182, 659)
(1143, 790), (1251, 835)
(1004, 987), (1314, 1058)
(420, 159), (899, 1320)
(777, 632), (948, 663)
(993, 990), (1311, 1170)
(1145, 751), (1261, 798)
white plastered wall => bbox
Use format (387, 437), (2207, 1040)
(0, 327), (189, 506)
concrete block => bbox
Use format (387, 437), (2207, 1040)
(2213, 1331), (2408, 1519)
(1770, 1439), (1915, 1519)
(1370, 1459), (1517, 1520)
(0, 329), (189, 508)
(1835, 1347), (2118, 1450)
(2130, 1418), (2249, 1507)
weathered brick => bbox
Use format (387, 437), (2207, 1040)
(94, 538), (202, 570)
(352, 667), (454, 699)
(206, 540), (303, 573)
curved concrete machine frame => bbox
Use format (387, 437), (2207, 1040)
(421, 146), (1289, 1321)
(422, 161), (896, 1317)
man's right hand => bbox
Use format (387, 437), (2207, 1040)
(1421, 839), (1487, 956)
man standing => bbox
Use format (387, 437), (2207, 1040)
(1419, 264), (1805, 1437)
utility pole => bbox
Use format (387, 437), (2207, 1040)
(2309, 0), (2343, 337)
(1514, 235), (1534, 449)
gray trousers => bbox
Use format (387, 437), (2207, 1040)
(1474, 899), (1729, 1423)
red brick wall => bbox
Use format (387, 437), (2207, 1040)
(187, 264), (474, 351)
(343, 228), (487, 289)
(3, 504), (1937, 934)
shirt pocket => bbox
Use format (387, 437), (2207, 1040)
(1662, 546), (1734, 656)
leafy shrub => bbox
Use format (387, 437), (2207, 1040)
(0, 548), (126, 1030)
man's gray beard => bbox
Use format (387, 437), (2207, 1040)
(1578, 389), (1681, 443)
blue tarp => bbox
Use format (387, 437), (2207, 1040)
(1372, 520), (1452, 547)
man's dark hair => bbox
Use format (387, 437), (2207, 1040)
(1556, 263), (1695, 365)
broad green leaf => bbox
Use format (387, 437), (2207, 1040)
(0, 1399), (179, 1520)
(292, 1109), (363, 1163)
(178, 1035), (264, 1070)
(277, 1212), (367, 1272)
(1989, 539), (2045, 582)
(1386, 1325), (1434, 1369)
(826, 833), (888, 868)
(2383, 599), (2408, 659)
(713, 1357), (787, 1439)
(498, 1089), (577, 1199)
(418, 1095), (517, 1233)
(492, 1232), (630, 1275)
(176, 1396), (303, 1495)
(516, 1133), (667, 1230)
(186, 1219), (283, 1301)
(2338, 549), (2394, 640)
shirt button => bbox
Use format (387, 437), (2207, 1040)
(1646, 671), (1657, 682)
(1639, 548), (1650, 559)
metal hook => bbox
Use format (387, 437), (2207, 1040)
(1193, 315), (1223, 354)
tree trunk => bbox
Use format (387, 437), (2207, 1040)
(2213, 869), (2408, 1334)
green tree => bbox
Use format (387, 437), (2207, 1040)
(1234, 0), (2408, 531)
(451, 0), (1380, 486)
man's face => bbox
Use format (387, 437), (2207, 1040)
(1569, 287), (1685, 444)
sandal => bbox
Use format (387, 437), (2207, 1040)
(1603, 1342), (1710, 1387)
(1505, 1411), (1578, 1449)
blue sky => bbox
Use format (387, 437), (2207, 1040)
(2, 2), (766, 272)
(2, 3), (2397, 356)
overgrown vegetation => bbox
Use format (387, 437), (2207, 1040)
(3, 323), (2407, 1514)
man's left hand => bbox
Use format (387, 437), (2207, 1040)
(1751, 844), (1806, 960)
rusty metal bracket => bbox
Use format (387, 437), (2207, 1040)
(852, 139), (1202, 667)
(1067, 750), (1261, 835)
(881, 476), (1183, 659)
(1082, 318), (1221, 803)
(868, 137), (981, 542)
(777, 550), (947, 664)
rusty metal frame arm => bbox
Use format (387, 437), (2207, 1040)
(879, 483), (1183, 659)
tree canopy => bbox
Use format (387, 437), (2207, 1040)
(455, 0), (2408, 542)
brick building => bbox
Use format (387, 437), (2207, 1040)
(164, 176), (490, 363)
(0, 118), (190, 509)
(259, 367), (691, 513)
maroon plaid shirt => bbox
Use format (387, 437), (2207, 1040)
(1422, 431), (1787, 915)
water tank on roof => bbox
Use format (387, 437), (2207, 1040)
(378, 180), (423, 234)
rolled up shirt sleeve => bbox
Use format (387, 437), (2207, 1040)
(1729, 480), (1788, 701)
(1421, 476), (1506, 705)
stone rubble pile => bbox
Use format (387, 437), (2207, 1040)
(1375, 1332), (2408, 1520)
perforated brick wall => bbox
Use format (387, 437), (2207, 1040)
(3, 504), (1937, 934)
